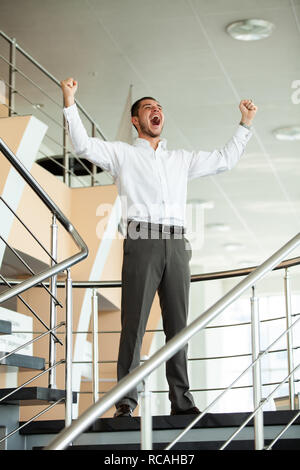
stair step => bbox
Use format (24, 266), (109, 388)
(0, 387), (77, 406)
(20, 411), (300, 451)
(32, 438), (300, 451)
(0, 351), (44, 370)
(0, 320), (11, 335)
(19, 410), (300, 434)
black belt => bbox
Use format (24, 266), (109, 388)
(127, 220), (185, 235)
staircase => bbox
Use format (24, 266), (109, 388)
(0, 137), (87, 450)
(0, 316), (77, 450)
(1, 30), (300, 452)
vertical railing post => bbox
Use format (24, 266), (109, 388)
(251, 286), (264, 450)
(65, 269), (73, 428)
(63, 115), (70, 186)
(92, 289), (99, 403)
(48, 212), (58, 389)
(284, 268), (295, 410)
(8, 37), (16, 116)
(140, 356), (152, 450)
(91, 123), (97, 187)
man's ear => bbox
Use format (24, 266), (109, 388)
(131, 116), (139, 130)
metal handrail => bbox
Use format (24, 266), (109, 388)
(45, 232), (300, 449)
(165, 303), (300, 449)
(0, 137), (88, 303)
(1, 254), (300, 289)
(0, 136), (88, 440)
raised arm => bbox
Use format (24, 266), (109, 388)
(60, 77), (122, 178)
(188, 99), (258, 180)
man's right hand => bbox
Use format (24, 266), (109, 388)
(60, 77), (78, 107)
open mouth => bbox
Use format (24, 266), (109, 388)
(150, 115), (161, 126)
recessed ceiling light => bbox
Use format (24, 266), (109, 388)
(223, 242), (244, 252)
(273, 126), (300, 141)
(226, 19), (275, 41)
(206, 223), (230, 232)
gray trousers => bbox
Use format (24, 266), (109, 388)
(116, 224), (195, 412)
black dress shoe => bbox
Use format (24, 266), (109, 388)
(170, 406), (201, 416)
(113, 404), (133, 417)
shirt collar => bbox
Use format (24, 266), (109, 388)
(134, 137), (168, 150)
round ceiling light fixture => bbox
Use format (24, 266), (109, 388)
(226, 19), (275, 41)
(273, 126), (300, 141)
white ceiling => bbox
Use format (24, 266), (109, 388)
(1, 0), (300, 274)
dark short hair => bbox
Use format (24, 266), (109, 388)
(131, 96), (157, 117)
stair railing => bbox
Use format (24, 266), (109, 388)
(45, 231), (300, 450)
(0, 29), (111, 187)
(0, 137), (88, 439)
(3, 254), (300, 448)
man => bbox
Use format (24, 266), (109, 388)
(61, 78), (257, 417)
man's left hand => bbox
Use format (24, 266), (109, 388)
(239, 99), (258, 126)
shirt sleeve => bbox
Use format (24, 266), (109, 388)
(187, 125), (253, 180)
(63, 104), (122, 179)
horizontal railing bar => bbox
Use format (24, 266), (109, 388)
(0, 359), (64, 404)
(0, 321), (65, 364)
(12, 311), (300, 335)
(73, 378), (300, 395)
(191, 256), (300, 282)
(5, 256), (300, 290)
(71, 346), (296, 365)
(0, 397), (65, 445)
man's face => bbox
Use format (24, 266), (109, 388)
(132, 99), (164, 138)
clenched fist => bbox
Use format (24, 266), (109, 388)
(60, 77), (78, 107)
(239, 99), (258, 126)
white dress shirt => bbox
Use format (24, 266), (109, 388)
(63, 104), (252, 230)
